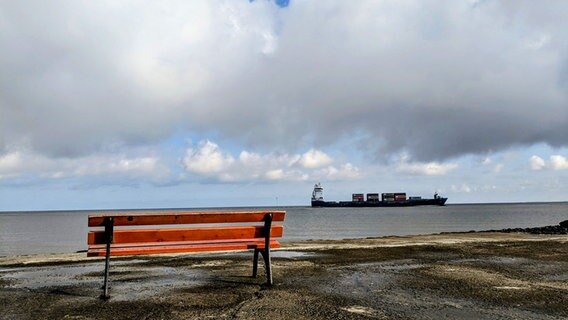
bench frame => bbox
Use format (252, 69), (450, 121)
(88, 211), (283, 299)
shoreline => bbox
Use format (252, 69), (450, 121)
(1, 231), (566, 267)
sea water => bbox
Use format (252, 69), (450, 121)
(0, 203), (567, 256)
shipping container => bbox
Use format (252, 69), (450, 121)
(352, 193), (364, 202)
(367, 193), (380, 201)
(394, 193), (407, 201)
(409, 196), (422, 200)
(381, 193), (395, 201)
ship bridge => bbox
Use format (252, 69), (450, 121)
(312, 183), (324, 201)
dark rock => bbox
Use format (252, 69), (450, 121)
(468, 221), (568, 235)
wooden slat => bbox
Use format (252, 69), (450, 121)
(88, 238), (269, 249)
(88, 225), (283, 245)
(88, 211), (285, 227)
(87, 239), (281, 257)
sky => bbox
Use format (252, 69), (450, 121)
(1, 0), (567, 211)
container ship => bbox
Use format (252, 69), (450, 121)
(311, 183), (447, 207)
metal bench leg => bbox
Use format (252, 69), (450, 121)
(101, 217), (114, 300)
(262, 213), (273, 286)
(102, 244), (111, 299)
(260, 249), (272, 286)
(252, 248), (260, 278)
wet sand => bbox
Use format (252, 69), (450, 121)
(1, 232), (567, 319)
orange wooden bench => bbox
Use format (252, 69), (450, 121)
(87, 210), (285, 299)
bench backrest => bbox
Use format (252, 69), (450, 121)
(88, 211), (285, 247)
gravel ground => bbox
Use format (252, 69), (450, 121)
(0, 232), (567, 319)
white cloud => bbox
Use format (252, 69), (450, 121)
(0, 152), (23, 179)
(0, 149), (168, 182)
(549, 155), (568, 170)
(265, 169), (284, 180)
(316, 163), (360, 181)
(529, 155), (568, 171)
(451, 184), (472, 193)
(529, 155), (546, 170)
(298, 149), (333, 169)
(183, 140), (235, 174)
(69, 157), (163, 178)
(396, 162), (458, 176)
(525, 34), (550, 50)
(493, 163), (504, 173)
(181, 140), (357, 182)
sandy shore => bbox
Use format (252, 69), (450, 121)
(1, 232), (567, 319)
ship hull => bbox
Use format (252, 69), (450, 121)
(311, 198), (447, 207)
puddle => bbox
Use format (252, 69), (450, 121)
(178, 250), (316, 260)
(3, 259), (153, 287)
(190, 260), (232, 268)
(547, 274), (568, 281)
(341, 305), (383, 317)
(442, 300), (464, 309)
(487, 257), (531, 264)
(379, 263), (425, 271)
(5, 264), (102, 289)
(272, 251), (315, 259)
(0, 267), (28, 273)
(108, 269), (207, 301)
(1, 259), (208, 301)
(351, 260), (424, 271)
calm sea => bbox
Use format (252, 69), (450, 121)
(0, 203), (567, 256)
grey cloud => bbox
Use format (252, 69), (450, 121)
(1, 1), (567, 162)
(195, 0), (568, 161)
